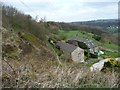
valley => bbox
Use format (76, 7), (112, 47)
(1, 4), (120, 88)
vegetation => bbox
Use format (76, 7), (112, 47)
(2, 5), (60, 42)
(2, 4), (120, 88)
(92, 34), (101, 41)
(72, 19), (119, 34)
(105, 58), (120, 67)
(58, 30), (94, 40)
(105, 51), (120, 58)
(58, 22), (119, 46)
(104, 43), (120, 51)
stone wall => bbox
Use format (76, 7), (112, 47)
(71, 47), (84, 63)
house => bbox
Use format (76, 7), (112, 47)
(56, 42), (84, 63)
(67, 37), (99, 54)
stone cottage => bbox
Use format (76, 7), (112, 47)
(67, 37), (99, 54)
(56, 42), (84, 63)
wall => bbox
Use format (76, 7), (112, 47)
(71, 47), (84, 63)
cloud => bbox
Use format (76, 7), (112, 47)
(3, 0), (55, 4)
(2, 0), (119, 22)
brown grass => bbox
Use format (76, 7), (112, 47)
(3, 55), (120, 88)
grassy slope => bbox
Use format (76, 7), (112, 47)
(2, 27), (120, 88)
(59, 30), (93, 39)
(103, 43), (120, 51)
(2, 5), (119, 88)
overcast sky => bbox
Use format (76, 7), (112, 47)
(2, 0), (119, 22)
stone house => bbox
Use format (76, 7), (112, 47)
(56, 42), (84, 63)
(67, 37), (99, 54)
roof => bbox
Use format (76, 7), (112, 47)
(68, 37), (97, 49)
(56, 42), (78, 53)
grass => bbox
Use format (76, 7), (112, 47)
(3, 29), (120, 88)
(58, 30), (103, 46)
(105, 51), (120, 58)
(78, 70), (119, 88)
(59, 30), (120, 54)
(3, 44), (19, 60)
(87, 59), (99, 67)
(100, 51), (120, 58)
(22, 33), (40, 47)
(57, 30), (120, 60)
(104, 43), (120, 51)
(59, 30), (120, 50)
(48, 42), (62, 57)
(59, 30), (93, 40)
(7, 52), (19, 60)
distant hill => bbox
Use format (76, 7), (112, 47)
(71, 19), (119, 34)
(58, 22), (107, 36)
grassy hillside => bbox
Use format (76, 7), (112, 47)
(58, 22), (119, 46)
(2, 5), (60, 42)
(2, 4), (120, 88)
(59, 30), (94, 40)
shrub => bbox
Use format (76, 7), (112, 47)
(92, 35), (101, 41)
(105, 58), (120, 67)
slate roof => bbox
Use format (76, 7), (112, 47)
(56, 42), (78, 53)
(68, 37), (97, 49)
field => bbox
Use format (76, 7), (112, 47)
(59, 30), (93, 40)
(104, 43), (120, 51)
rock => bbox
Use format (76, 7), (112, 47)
(90, 59), (105, 72)
(90, 58), (120, 72)
(115, 58), (120, 62)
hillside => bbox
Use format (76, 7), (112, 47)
(71, 19), (119, 34)
(2, 26), (120, 88)
(2, 5), (120, 88)
(57, 22), (119, 46)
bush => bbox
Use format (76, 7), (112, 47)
(92, 35), (101, 41)
(105, 58), (120, 67)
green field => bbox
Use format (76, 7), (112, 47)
(103, 43), (120, 51)
(59, 30), (93, 40)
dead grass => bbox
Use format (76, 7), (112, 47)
(2, 49), (120, 88)
(3, 54), (120, 88)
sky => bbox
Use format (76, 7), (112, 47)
(2, 0), (120, 22)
